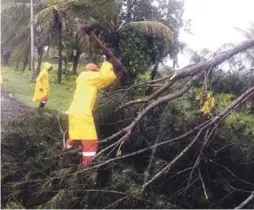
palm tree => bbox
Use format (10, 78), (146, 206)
(2, 0), (178, 82)
(1, 0), (66, 83)
(65, 0), (175, 81)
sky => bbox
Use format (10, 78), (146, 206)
(177, 0), (254, 67)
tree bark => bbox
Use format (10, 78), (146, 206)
(22, 56), (28, 72)
(30, 0), (35, 82)
(22, 48), (29, 72)
(57, 22), (62, 84)
(63, 57), (68, 72)
(170, 38), (254, 81)
(235, 190), (254, 209)
(150, 62), (159, 80)
(2, 52), (10, 65)
(72, 49), (80, 75)
(36, 47), (44, 76)
(15, 60), (19, 71)
(145, 62), (159, 95)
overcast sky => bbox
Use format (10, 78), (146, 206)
(177, 0), (254, 67)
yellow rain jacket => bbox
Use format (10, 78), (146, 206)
(68, 61), (117, 140)
(196, 90), (215, 116)
(33, 62), (52, 102)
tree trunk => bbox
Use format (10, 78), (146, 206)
(30, 0), (35, 82)
(22, 56), (28, 72)
(145, 62), (159, 95)
(57, 23), (62, 84)
(2, 52), (10, 65)
(150, 62), (159, 80)
(36, 47), (44, 76)
(72, 49), (80, 75)
(15, 60), (19, 71)
(64, 58), (67, 72)
(170, 38), (254, 81)
(22, 48), (29, 72)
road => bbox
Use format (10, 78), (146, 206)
(1, 89), (29, 134)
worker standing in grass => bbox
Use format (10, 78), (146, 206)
(33, 62), (53, 108)
(64, 55), (123, 167)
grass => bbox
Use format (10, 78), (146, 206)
(1, 65), (77, 111)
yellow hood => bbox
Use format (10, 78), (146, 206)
(43, 62), (53, 71)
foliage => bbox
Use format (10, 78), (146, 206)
(1, 0), (185, 80)
(119, 27), (171, 75)
(2, 76), (254, 208)
(2, 2), (254, 209)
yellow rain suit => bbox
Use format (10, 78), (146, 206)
(33, 62), (52, 102)
(196, 90), (215, 116)
(68, 61), (117, 140)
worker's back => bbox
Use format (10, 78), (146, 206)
(69, 61), (117, 115)
(69, 71), (98, 115)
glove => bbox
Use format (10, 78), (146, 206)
(114, 60), (124, 72)
(83, 24), (92, 35)
(105, 50), (114, 60)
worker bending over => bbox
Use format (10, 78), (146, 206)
(65, 55), (123, 167)
(33, 62), (53, 108)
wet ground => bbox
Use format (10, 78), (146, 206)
(1, 88), (29, 134)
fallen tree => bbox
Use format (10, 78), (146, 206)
(2, 38), (254, 209)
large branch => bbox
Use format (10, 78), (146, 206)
(170, 38), (254, 81)
(74, 86), (254, 176)
(141, 86), (254, 191)
(116, 80), (175, 111)
(117, 38), (254, 111)
(234, 190), (254, 209)
(100, 73), (203, 147)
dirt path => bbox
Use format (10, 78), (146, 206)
(1, 88), (30, 134)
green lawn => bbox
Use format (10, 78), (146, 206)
(1, 65), (77, 111)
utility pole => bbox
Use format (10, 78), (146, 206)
(30, 0), (35, 81)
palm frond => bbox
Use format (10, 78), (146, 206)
(1, 3), (30, 42)
(120, 20), (173, 43)
(2, 26), (30, 55)
(1, 2), (30, 17)
(11, 37), (30, 62)
(34, 5), (61, 26)
(63, 0), (121, 30)
(76, 27), (96, 56)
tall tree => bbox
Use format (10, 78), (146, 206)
(1, 0), (66, 82)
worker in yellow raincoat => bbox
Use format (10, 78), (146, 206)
(32, 62), (53, 108)
(65, 56), (123, 166)
(196, 90), (215, 116)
